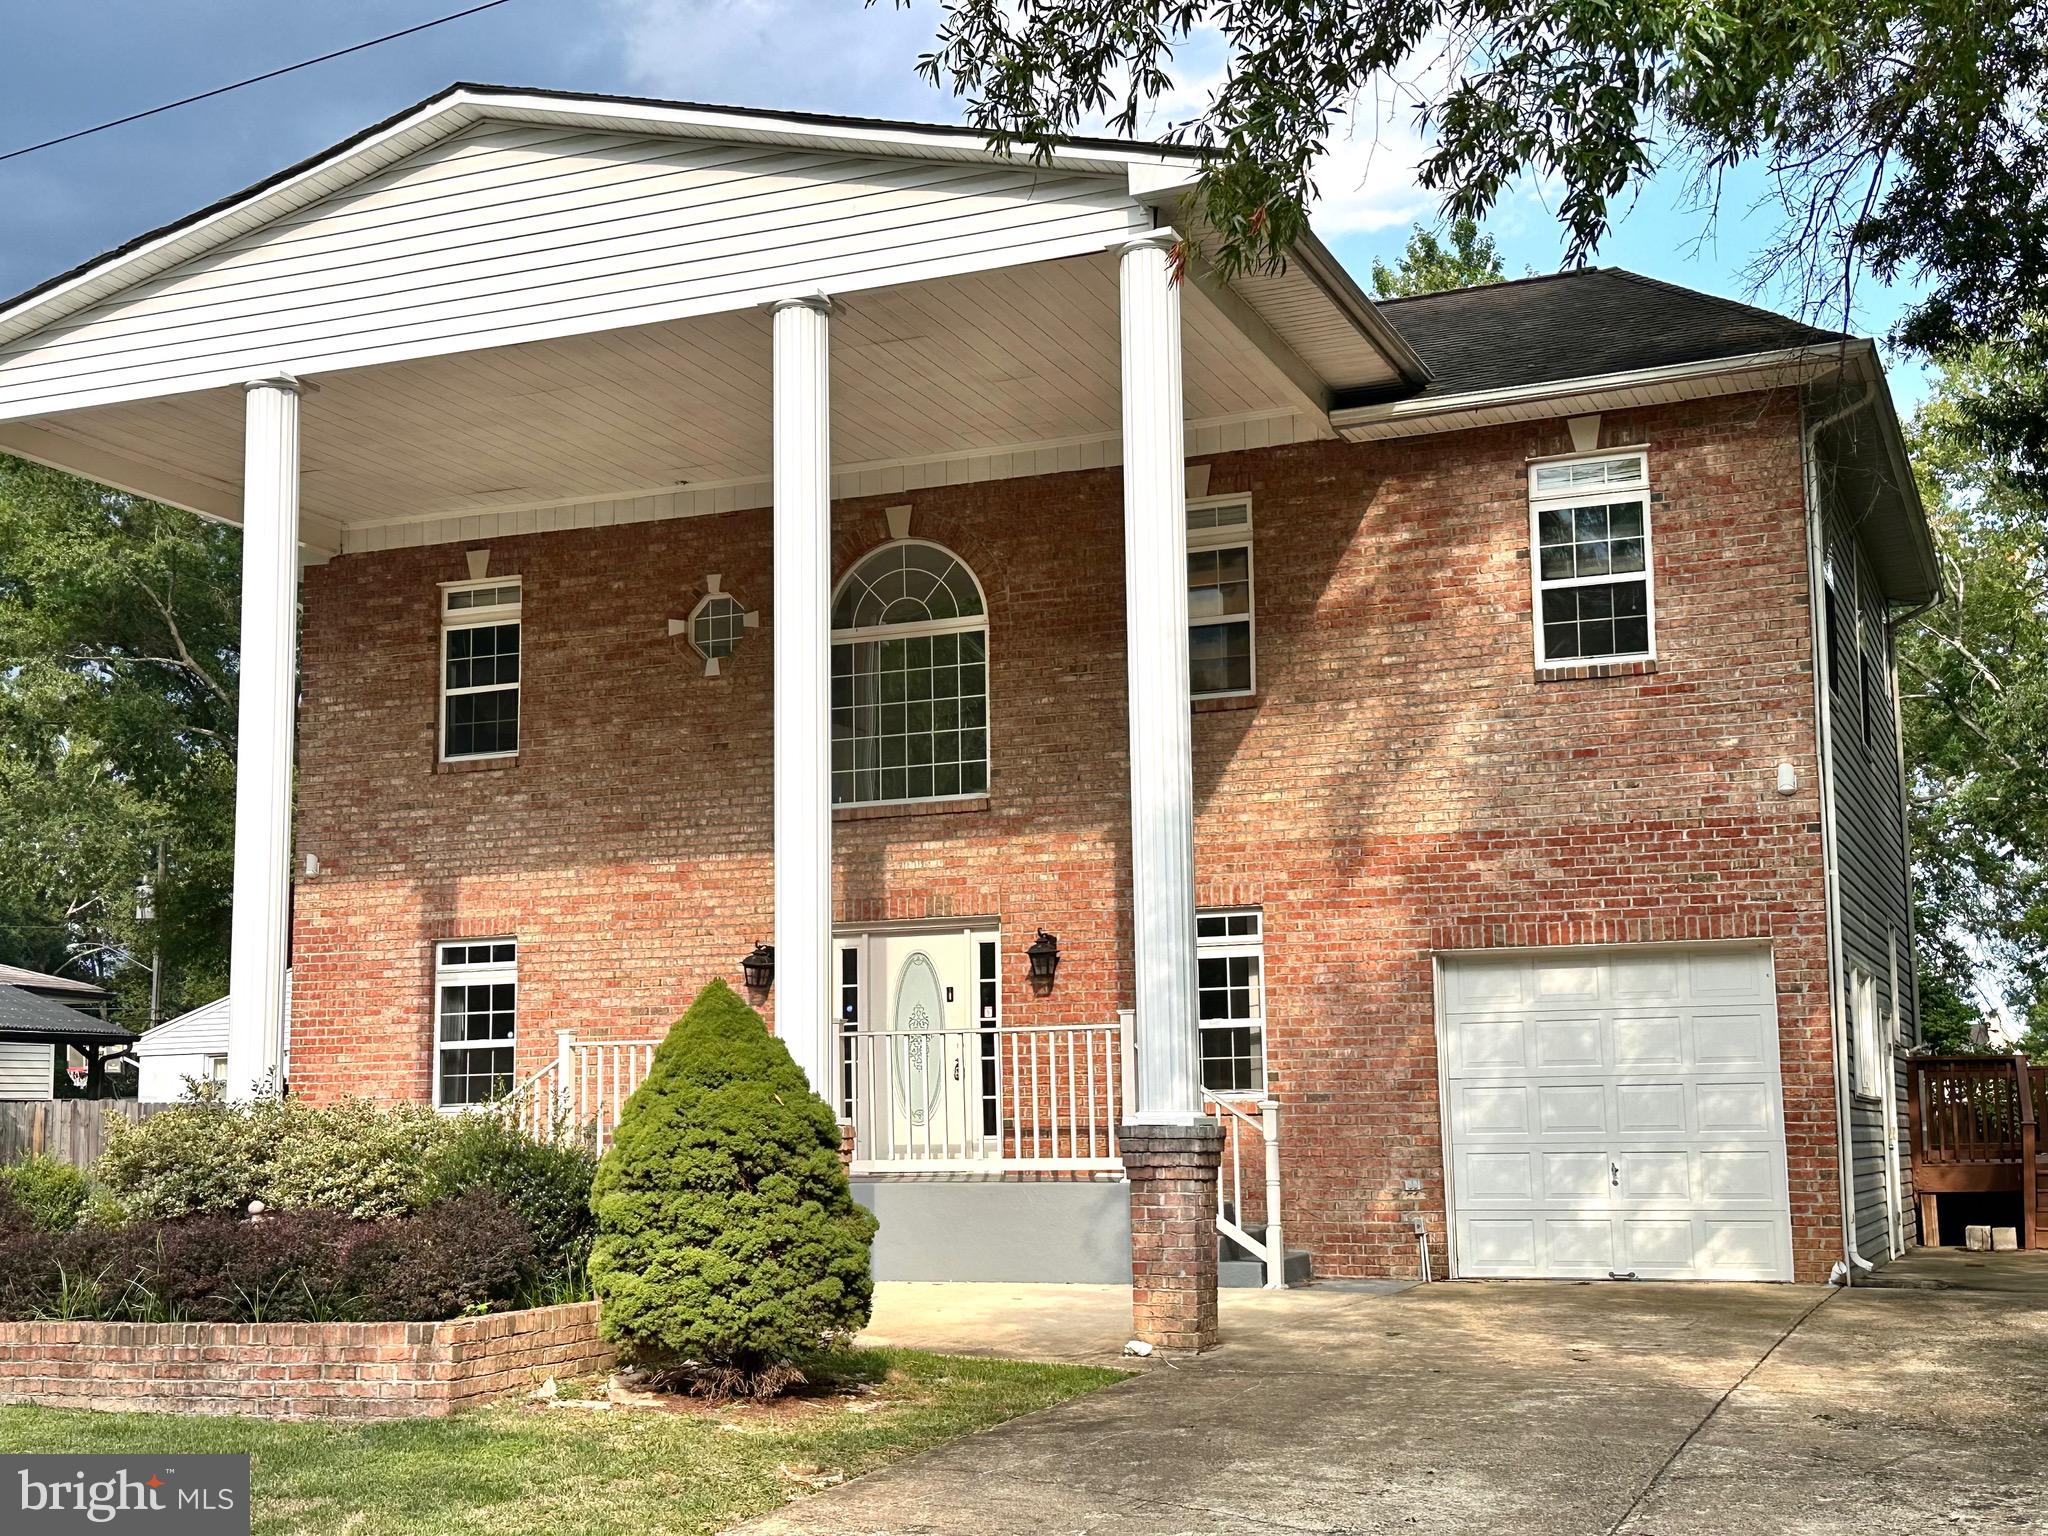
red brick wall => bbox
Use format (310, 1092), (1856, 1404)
(292, 389), (1841, 1280)
(0, 1303), (608, 1420)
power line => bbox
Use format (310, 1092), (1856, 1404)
(0, 0), (520, 166)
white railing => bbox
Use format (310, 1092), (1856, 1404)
(499, 1021), (1132, 1169)
(844, 1021), (1129, 1173)
(1206, 1090), (1287, 1289)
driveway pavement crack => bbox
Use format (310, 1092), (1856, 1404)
(1602, 1288), (1837, 1536)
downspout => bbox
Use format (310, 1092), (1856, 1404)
(1885, 587), (1943, 1253)
(1801, 382), (1875, 1286)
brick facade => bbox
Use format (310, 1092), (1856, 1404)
(292, 389), (1843, 1281)
(0, 1303), (608, 1420)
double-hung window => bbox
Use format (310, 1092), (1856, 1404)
(441, 579), (522, 760)
(1188, 498), (1255, 697)
(434, 939), (517, 1107)
(1530, 453), (1654, 666)
(1196, 909), (1266, 1094)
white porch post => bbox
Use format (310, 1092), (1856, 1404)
(1119, 232), (1203, 1125)
(771, 296), (834, 1095)
(226, 375), (302, 1099)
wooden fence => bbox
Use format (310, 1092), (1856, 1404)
(0, 1100), (170, 1167)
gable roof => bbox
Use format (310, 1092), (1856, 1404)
(1366, 268), (1849, 403)
(0, 83), (1205, 353)
(0, 961), (111, 1003)
(0, 986), (136, 1047)
(137, 995), (231, 1053)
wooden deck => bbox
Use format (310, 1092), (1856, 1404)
(1907, 1054), (2046, 1247)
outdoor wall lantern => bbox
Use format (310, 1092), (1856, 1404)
(1026, 930), (1060, 991)
(741, 943), (776, 992)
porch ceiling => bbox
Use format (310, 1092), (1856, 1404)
(0, 251), (1319, 551)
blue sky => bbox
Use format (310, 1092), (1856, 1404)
(0, 0), (1931, 408)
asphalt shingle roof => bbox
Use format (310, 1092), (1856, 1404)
(0, 961), (111, 999)
(0, 986), (137, 1046)
(1372, 268), (1849, 401)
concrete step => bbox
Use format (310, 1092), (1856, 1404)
(1218, 1247), (1313, 1288)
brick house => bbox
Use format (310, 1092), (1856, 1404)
(0, 87), (1935, 1341)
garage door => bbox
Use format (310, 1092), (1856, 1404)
(1439, 945), (1792, 1281)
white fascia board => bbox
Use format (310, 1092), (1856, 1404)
(1183, 264), (1331, 418)
(0, 420), (342, 556)
(1331, 344), (1860, 440)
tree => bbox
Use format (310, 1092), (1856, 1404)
(588, 979), (877, 1398)
(1902, 348), (2048, 1051)
(0, 456), (238, 1027)
(904, 1), (2048, 429)
(1370, 217), (1507, 298)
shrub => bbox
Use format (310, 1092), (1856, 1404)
(267, 1099), (449, 1219)
(0, 1190), (539, 1324)
(95, 1098), (288, 1220)
(349, 1191), (536, 1321)
(589, 979), (877, 1397)
(425, 1113), (596, 1275)
(97, 1098), (455, 1222)
(1, 1155), (91, 1232)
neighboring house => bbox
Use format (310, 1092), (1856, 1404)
(0, 982), (137, 1100)
(0, 87), (1934, 1320)
(135, 996), (231, 1100)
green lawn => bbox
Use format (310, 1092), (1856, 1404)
(0, 1349), (1124, 1535)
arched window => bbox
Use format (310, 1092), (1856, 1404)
(830, 542), (988, 805)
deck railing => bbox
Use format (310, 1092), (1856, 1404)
(1906, 1052), (2046, 1249)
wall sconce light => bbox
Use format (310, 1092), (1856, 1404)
(1026, 930), (1060, 990)
(741, 943), (776, 991)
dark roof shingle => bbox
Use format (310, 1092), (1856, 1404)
(0, 986), (137, 1046)
(1369, 268), (1849, 401)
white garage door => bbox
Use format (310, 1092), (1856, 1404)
(1439, 945), (1792, 1281)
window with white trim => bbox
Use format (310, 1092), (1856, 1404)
(830, 542), (988, 805)
(441, 580), (521, 760)
(1188, 498), (1255, 697)
(1196, 908), (1266, 1094)
(434, 939), (517, 1107)
(1530, 453), (1654, 665)
(1851, 968), (1881, 1098)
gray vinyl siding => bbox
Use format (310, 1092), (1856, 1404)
(1818, 478), (1918, 1258)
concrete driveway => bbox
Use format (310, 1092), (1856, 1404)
(742, 1278), (2048, 1535)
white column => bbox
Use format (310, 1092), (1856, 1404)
(1120, 232), (1203, 1124)
(771, 296), (834, 1096)
(226, 376), (302, 1099)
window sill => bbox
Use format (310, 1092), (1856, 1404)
(835, 795), (992, 824)
(436, 753), (519, 774)
(1534, 658), (1658, 683)
(1193, 693), (1260, 714)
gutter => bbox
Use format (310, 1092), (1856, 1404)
(1287, 230), (1434, 388)
(1331, 343), (1855, 437)
(1801, 381), (1878, 1286)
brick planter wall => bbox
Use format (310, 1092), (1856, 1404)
(0, 1302), (608, 1421)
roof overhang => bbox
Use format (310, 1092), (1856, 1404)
(0, 986), (137, 1047)
(1330, 345), (1847, 439)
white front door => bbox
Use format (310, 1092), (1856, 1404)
(843, 928), (994, 1164)
(1438, 944), (1793, 1281)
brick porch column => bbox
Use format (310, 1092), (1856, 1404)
(1117, 229), (1221, 1350)
(1120, 1120), (1225, 1350)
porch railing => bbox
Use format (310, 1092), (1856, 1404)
(844, 1021), (1128, 1173)
(501, 1020), (1132, 1169)
(1205, 1090), (1287, 1288)
(1905, 1052), (2046, 1248)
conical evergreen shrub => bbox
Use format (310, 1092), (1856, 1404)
(589, 978), (877, 1395)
